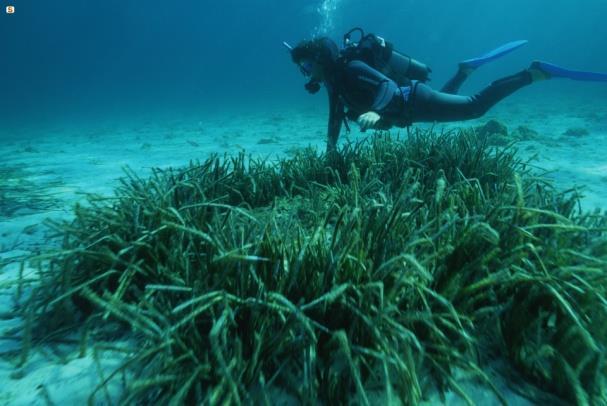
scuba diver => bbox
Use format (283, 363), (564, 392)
(284, 28), (607, 152)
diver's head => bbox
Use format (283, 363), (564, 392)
(290, 37), (339, 93)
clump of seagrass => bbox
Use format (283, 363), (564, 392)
(22, 128), (607, 405)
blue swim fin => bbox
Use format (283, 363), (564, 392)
(530, 61), (607, 82)
(461, 40), (529, 69)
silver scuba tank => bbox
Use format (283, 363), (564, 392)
(381, 41), (432, 84)
(343, 28), (431, 86)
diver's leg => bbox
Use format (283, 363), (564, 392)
(441, 40), (529, 95)
(440, 66), (474, 94)
(412, 69), (534, 122)
(415, 61), (607, 123)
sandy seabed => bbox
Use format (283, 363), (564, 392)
(0, 97), (605, 405)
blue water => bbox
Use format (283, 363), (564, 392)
(1, 0), (606, 128)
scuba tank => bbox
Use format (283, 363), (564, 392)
(342, 27), (432, 86)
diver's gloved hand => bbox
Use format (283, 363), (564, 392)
(357, 111), (381, 131)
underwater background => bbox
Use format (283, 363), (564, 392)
(2, 1), (607, 404)
(1, 0), (606, 130)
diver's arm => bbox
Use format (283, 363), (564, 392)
(358, 112), (381, 131)
(344, 61), (403, 130)
(358, 110), (394, 131)
(356, 90), (397, 131)
(367, 80), (401, 129)
(327, 89), (345, 152)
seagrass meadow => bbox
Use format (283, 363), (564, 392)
(14, 128), (607, 404)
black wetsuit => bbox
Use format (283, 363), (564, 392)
(325, 58), (533, 150)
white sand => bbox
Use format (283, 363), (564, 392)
(0, 98), (605, 404)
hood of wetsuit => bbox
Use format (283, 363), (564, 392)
(291, 37), (339, 69)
